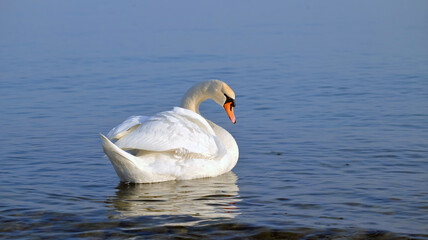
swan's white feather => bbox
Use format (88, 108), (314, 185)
(107, 115), (149, 140)
(113, 107), (225, 160)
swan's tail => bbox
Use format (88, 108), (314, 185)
(100, 134), (143, 182)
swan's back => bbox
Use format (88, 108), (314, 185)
(109, 107), (226, 160)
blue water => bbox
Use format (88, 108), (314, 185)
(1, 1), (428, 239)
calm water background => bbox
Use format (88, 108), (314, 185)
(1, 1), (428, 239)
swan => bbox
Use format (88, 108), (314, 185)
(101, 80), (239, 183)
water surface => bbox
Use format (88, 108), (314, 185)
(1, 1), (428, 239)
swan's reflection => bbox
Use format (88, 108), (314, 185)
(106, 172), (240, 224)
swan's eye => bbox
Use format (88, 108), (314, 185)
(224, 94), (235, 108)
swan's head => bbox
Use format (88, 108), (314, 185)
(181, 80), (237, 124)
(209, 80), (236, 124)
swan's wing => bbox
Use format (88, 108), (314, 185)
(114, 107), (226, 159)
(107, 116), (149, 140)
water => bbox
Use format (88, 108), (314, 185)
(1, 1), (428, 239)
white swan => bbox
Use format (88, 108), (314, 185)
(101, 80), (239, 183)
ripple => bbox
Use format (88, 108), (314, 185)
(1, 1), (428, 238)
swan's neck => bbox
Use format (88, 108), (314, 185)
(180, 83), (210, 114)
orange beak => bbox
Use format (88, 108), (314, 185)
(224, 102), (236, 124)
